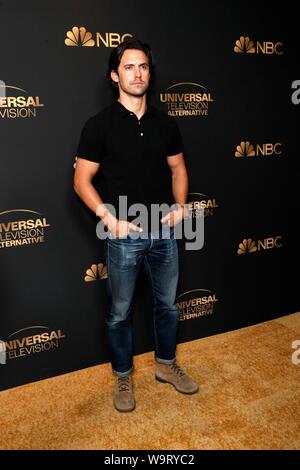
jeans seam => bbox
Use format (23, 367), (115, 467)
(144, 255), (159, 355)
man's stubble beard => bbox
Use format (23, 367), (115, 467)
(119, 82), (149, 98)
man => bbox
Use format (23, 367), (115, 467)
(74, 38), (198, 412)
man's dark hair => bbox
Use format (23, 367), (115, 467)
(107, 38), (154, 86)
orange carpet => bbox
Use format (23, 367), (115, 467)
(0, 312), (299, 450)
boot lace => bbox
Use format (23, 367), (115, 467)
(170, 363), (185, 378)
(117, 376), (130, 392)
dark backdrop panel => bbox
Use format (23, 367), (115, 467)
(0, 0), (298, 390)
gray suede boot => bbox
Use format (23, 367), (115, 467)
(155, 362), (199, 394)
(114, 375), (136, 412)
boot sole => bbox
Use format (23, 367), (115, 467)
(114, 402), (136, 412)
(155, 375), (199, 395)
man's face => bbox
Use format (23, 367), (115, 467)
(111, 49), (150, 97)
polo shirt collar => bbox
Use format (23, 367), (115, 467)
(114, 100), (152, 119)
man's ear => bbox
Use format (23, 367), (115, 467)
(110, 70), (119, 84)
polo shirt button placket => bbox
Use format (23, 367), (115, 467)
(138, 119), (144, 137)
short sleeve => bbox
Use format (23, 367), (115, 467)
(166, 118), (184, 156)
(76, 116), (104, 164)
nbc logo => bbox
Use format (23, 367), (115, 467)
(238, 236), (282, 254)
(65, 26), (95, 47)
(238, 238), (257, 254)
(235, 141), (282, 157)
(235, 141), (255, 157)
(234, 36), (255, 53)
(234, 36), (283, 55)
(84, 263), (108, 282)
(65, 26), (132, 48)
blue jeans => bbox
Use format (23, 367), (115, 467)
(104, 226), (179, 377)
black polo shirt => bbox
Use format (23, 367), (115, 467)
(76, 101), (183, 229)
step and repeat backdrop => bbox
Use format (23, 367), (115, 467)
(0, 0), (298, 390)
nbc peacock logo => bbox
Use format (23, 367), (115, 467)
(84, 262), (108, 282)
(235, 141), (256, 157)
(234, 36), (283, 55)
(234, 36), (255, 53)
(237, 236), (283, 254)
(237, 238), (257, 255)
(65, 26), (95, 47)
(235, 141), (282, 157)
(65, 26), (132, 48)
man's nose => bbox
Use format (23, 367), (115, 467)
(134, 66), (142, 77)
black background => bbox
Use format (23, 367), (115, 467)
(0, 0), (298, 390)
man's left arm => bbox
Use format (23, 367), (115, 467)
(161, 152), (189, 227)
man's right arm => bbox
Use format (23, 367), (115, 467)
(73, 157), (142, 236)
(73, 157), (101, 212)
(73, 157), (118, 230)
